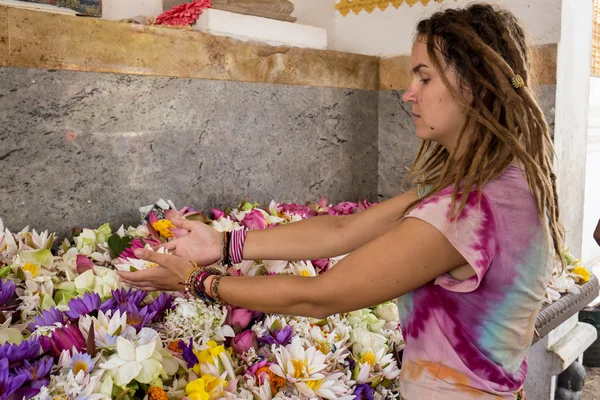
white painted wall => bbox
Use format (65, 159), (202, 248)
(291, 0), (336, 49)
(583, 76), (600, 267)
(554, 0), (593, 256)
(332, 0), (561, 56)
(102, 0), (163, 20)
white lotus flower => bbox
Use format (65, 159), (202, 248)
(211, 218), (241, 233)
(127, 224), (149, 238)
(356, 348), (401, 384)
(263, 260), (288, 274)
(79, 309), (135, 347)
(99, 335), (163, 387)
(270, 337), (328, 385)
(296, 372), (351, 399)
(290, 261), (316, 277)
(373, 302), (399, 323)
(350, 326), (389, 357)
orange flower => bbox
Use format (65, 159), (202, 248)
(148, 386), (168, 400)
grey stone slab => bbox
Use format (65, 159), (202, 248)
(377, 85), (557, 201)
(377, 90), (422, 201)
(0, 67), (377, 237)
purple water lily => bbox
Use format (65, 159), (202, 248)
(65, 292), (101, 319)
(0, 358), (27, 400)
(179, 338), (199, 368)
(259, 325), (294, 346)
(100, 287), (147, 313)
(123, 303), (156, 332)
(14, 356), (53, 386)
(40, 323), (86, 358)
(70, 351), (95, 376)
(149, 292), (173, 322)
(353, 383), (374, 400)
(0, 278), (16, 307)
(0, 337), (40, 367)
(28, 307), (66, 331)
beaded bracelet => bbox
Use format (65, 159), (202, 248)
(223, 231), (232, 266)
(179, 262), (204, 297)
(219, 231), (230, 267)
(209, 275), (224, 304)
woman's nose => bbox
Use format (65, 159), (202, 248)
(402, 89), (417, 103)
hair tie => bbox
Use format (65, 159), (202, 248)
(511, 74), (525, 89)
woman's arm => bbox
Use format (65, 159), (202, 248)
(164, 190), (419, 264)
(242, 190), (419, 261)
(212, 216), (466, 318)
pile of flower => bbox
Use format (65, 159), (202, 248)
(0, 198), (404, 400)
(545, 250), (593, 304)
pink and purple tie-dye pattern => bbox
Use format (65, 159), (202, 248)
(397, 166), (551, 399)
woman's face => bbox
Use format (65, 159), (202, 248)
(402, 38), (471, 150)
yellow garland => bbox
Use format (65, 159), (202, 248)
(335, 0), (450, 16)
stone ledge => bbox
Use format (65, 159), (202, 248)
(0, 5), (378, 90)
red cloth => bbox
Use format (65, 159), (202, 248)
(154, 0), (212, 26)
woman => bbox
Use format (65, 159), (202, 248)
(119, 4), (564, 398)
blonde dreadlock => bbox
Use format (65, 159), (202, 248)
(403, 4), (565, 267)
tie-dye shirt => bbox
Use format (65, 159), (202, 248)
(397, 166), (551, 399)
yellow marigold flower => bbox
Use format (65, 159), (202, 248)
(147, 386), (168, 400)
(22, 262), (40, 278)
(255, 366), (286, 393)
(152, 219), (175, 238)
(572, 266), (591, 283)
(168, 340), (183, 353)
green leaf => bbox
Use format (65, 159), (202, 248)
(108, 234), (132, 258)
(0, 266), (10, 278)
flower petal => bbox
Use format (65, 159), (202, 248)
(116, 336), (136, 362)
(115, 361), (142, 387)
(137, 359), (162, 383)
(135, 341), (156, 362)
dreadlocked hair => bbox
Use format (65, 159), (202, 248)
(403, 3), (565, 268)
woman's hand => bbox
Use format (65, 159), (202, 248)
(160, 218), (223, 266)
(117, 249), (195, 292)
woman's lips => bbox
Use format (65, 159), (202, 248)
(412, 112), (421, 122)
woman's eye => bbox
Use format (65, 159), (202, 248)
(420, 78), (430, 84)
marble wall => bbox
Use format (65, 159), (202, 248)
(377, 85), (557, 201)
(0, 67), (378, 237)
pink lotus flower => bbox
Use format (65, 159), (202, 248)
(245, 359), (273, 384)
(120, 238), (161, 260)
(40, 323), (86, 358)
(76, 255), (95, 274)
(225, 306), (253, 333)
(358, 199), (378, 210)
(212, 208), (226, 220)
(279, 203), (311, 218)
(328, 201), (358, 216)
(231, 330), (258, 355)
(312, 259), (330, 272)
(242, 210), (266, 230)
